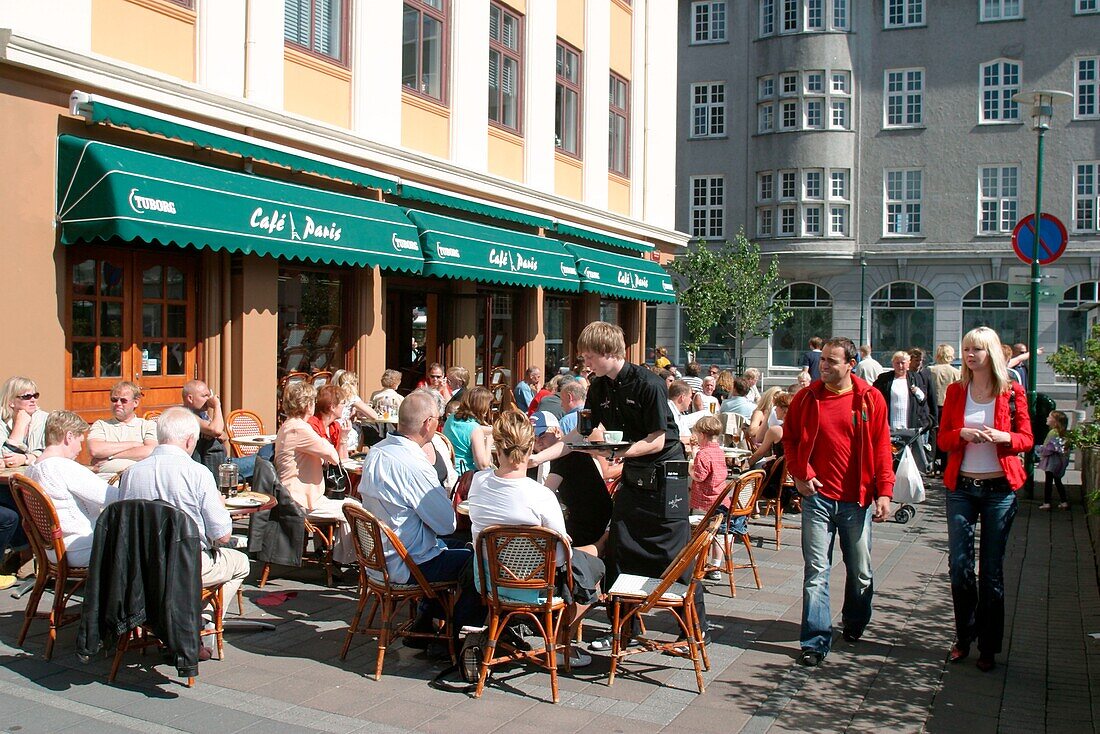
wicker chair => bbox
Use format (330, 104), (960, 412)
(226, 409), (265, 458)
(257, 517), (339, 588)
(702, 469), (766, 596)
(339, 505), (459, 680)
(474, 525), (574, 704)
(142, 410), (162, 421)
(9, 474), (89, 660)
(607, 514), (721, 694)
(761, 457), (798, 549)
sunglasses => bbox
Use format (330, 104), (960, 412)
(429, 374), (444, 380)
(17, 392), (40, 401)
(109, 396), (133, 404)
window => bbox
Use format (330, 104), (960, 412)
(691, 82), (726, 137)
(488, 3), (522, 131)
(402, 0), (448, 101)
(781, 73), (799, 96)
(831, 71), (849, 93)
(870, 282), (934, 364)
(830, 99), (849, 129)
(886, 0), (924, 26)
(807, 0), (824, 28)
(780, 170), (797, 199)
(544, 296), (574, 375)
(781, 100), (798, 130)
(1077, 0), (1099, 12)
(978, 166), (1019, 234)
(783, 0), (799, 30)
(1075, 162), (1099, 232)
(1060, 282), (1100, 357)
(771, 283), (833, 366)
(692, 1), (728, 43)
(980, 0), (1023, 21)
(556, 41), (582, 154)
(758, 103), (775, 133)
(758, 172), (774, 201)
(832, 0), (848, 28)
(885, 169), (923, 235)
(806, 71), (824, 93)
(830, 170), (849, 199)
(830, 205), (849, 235)
(690, 176), (725, 239)
(805, 170), (823, 199)
(757, 208), (774, 237)
(1077, 57), (1099, 119)
(279, 265), (347, 378)
(609, 74), (630, 176)
(760, 68), (852, 134)
(804, 206), (823, 235)
(805, 98), (824, 128)
(761, 0), (847, 34)
(962, 282), (1028, 346)
(757, 168), (850, 239)
(779, 206), (797, 235)
(759, 76), (776, 99)
(980, 60), (1021, 121)
(885, 69), (923, 127)
(760, 0), (776, 35)
(285, 0), (347, 64)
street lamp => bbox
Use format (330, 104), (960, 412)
(1011, 89), (1071, 496)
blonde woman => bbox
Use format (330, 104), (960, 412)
(332, 369), (380, 454)
(938, 327), (1032, 672)
(1, 376), (47, 467)
(748, 386), (784, 446)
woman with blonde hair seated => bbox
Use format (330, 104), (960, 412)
(331, 369), (380, 454)
(748, 386), (784, 446)
(1, 376), (47, 468)
(274, 381), (359, 564)
(467, 409), (604, 668)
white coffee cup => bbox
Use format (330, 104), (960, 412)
(604, 430), (624, 444)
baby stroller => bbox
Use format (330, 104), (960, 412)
(889, 428), (928, 524)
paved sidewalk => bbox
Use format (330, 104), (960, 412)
(0, 479), (1097, 733)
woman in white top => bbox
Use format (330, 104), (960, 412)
(25, 411), (116, 567)
(332, 369), (380, 454)
(748, 387), (784, 446)
(467, 410), (604, 664)
(369, 369), (405, 417)
(873, 351), (931, 470)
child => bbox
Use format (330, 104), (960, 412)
(1038, 410), (1069, 510)
(689, 415), (729, 581)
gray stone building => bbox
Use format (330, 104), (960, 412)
(659, 0), (1100, 389)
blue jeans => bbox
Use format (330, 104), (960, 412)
(946, 478), (1017, 655)
(0, 485), (26, 551)
(800, 493), (874, 654)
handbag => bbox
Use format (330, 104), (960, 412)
(323, 463), (349, 500)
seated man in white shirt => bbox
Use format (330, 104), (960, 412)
(694, 376), (721, 414)
(670, 380), (708, 440)
(26, 410), (118, 567)
(87, 381), (158, 478)
(118, 407), (249, 630)
(359, 391), (483, 639)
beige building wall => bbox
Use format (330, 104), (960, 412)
(402, 94), (451, 159)
(609, 1), (632, 76)
(555, 152), (583, 199)
(557, 0), (586, 48)
(608, 176), (630, 215)
(354, 267), (387, 415)
(231, 256), (279, 430)
(283, 47), (352, 129)
(91, 0), (196, 82)
(488, 127), (525, 182)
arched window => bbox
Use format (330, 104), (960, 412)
(870, 282), (934, 364)
(771, 283), (832, 367)
(961, 282), (1028, 346)
(1059, 281), (1100, 356)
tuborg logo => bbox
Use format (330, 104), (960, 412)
(560, 262), (577, 277)
(128, 188), (177, 215)
(437, 244), (462, 259)
(582, 267), (601, 281)
(392, 233), (420, 252)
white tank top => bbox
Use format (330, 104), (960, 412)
(960, 389), (1001, 474)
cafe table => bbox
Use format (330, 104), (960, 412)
(221, 490), (277, 632)
(229, 434), (277, 449)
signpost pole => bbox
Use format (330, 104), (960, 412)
(1025, 128), (1045, 498)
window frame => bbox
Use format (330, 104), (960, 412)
(609, 72), (630, 177)
(977, 165), (1019, 235)
(1076, 0), (1098, 13)
(979, 59), (1022, 123)
(488, 2), (524, 133)
(756, 167), (850, 239)
(1073, 161), (1100, 233)
(285, 0), (351, 67)
(885, 0), (924, 27)
(884, 168), (924, 236)
(690, 81), (727, 138)
(979, 0), (1023, 22)
(402, 0), (450, 103)
(1076, 56), (1099, 120)
(555, 39), (583, 157)
(691, 1), (729, 44)
(690, 175), (726, 240)
(884, 68), (924, 128)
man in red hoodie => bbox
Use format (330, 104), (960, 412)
(783, 337), (895, 667)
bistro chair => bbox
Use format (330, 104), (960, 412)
(258, 516), (338, 588)
(142, 409), (162, 421)
(225, 409), (265, 458)
(761, 457), (798, 549)
(284, 323), (309, 350)
(606, 514), (721, 695)
(9, 474), (89, 660)
(313, 324), (340, 349)
(704, 469), (766, 597)
(339, 505), (459, 680)
(311, 369), (333, 387)
(474, 525), (574, 704)
(282, 347), (310, 375)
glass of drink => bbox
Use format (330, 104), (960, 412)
(577, 409), (594, 443)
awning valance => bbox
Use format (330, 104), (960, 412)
(554, 222), (653, 253)
(56, 135), (424, 272)
(404, 209), (579, 292)
(566, 243), (677, 303)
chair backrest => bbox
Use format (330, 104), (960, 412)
(728, 468), (767, 517)
(637, 514), (721, 615)
(226, 409), (265, 457)
(343, 504), (439, 597)
(9, 474), (70, 569)
(143, 409), (162, 421)
(764, 455), (787, 490)
(313, 324), (340, 348)
(284, 324), (309, 349)
(283, 347), (310, 373)
(476, 525), (568, 609)
(691, 476), (740, 539)
(311, 370), (333, 387)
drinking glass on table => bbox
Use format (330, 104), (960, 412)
(577, 409), (594, 444)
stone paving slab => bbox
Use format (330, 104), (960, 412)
(0, 478), (1097, 732)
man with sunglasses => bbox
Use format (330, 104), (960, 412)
(87, 381), (157, 478)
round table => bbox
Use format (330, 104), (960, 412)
(223, 491), (275, 518)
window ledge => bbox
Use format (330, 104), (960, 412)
(402, 89), (451, 117)
(489, 122), (523, 141)
(123, 0), (196, 23)
(881, 234), (926, 239)
(688, 134), (730, 141)
(608, 171), (631, 185)
(978, 16), (1026, 23)
(883, 24), (928, 30)
(555, 150), (584, 168)
(285, 45), (351, 79)
(883, 125), (927, 131)
(978, 119), (1024, 126)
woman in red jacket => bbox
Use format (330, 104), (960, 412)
(937, 326), (1032, 673)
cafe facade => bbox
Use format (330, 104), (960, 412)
(0, 3), (684, 429)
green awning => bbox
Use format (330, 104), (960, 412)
(72, 95), (399, 193)
(398, 183), (554, 230)
(56, 135), (424, 272)
(566, 243), (677, 303)
(405, 209), (579, 292)
(555, 222), (654, 253)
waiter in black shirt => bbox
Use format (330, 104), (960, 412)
(530, 321), (706, 644)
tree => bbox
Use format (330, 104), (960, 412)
(670, 228), (791, 372)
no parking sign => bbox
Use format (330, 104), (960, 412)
(1011, 214), (1068, 265)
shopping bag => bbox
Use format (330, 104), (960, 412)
(892, 446), (926, 505)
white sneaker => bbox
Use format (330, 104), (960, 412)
(1039, 504), (1051, 510)
(557, 649), (592, 668)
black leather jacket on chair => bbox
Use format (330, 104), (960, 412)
(77, 499), (202, 678)
(247, 457), (306, 568)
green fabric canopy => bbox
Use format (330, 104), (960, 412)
(405, 209), (579, 292)
(554, 222), (654, 253)
(397, 184), (555, 230)
(56, 135), (424, 272)
(76, 98), (399, 193)
(566, 243), (677, 303)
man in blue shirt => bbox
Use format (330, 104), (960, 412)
(799, 337), (824, 380)
(513, 366), (542, 412)
(720, 378), (756, 418)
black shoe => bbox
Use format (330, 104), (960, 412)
(797, 649), (825, 667)
(842, 629), (862, 643)
(499, 624), (532, 652)
(949, 643), (969, 663)
(402, 614), (438, 649)
(976, 654), (995, 672)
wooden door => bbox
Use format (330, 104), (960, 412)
(67, 245), (199, 422)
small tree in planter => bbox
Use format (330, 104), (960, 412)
(1048, 322), (1100, 514)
